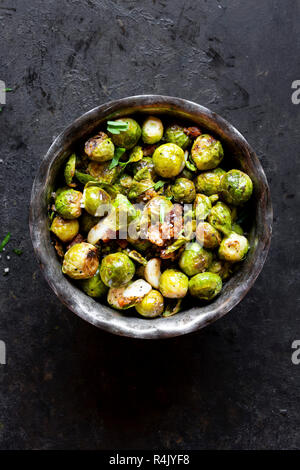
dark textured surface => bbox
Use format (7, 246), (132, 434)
(0, 0), (299, 450)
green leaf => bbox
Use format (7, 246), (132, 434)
(154, 180), (165, 191)
(185, 159), (197, 172)
(13, 248), (23, 256)
(4, 88), (12, 92)
(75, 170), (98, 184)
(109, 147), (126, 169)
(0, 233), (11, 252)
(107, 120), (129, 135)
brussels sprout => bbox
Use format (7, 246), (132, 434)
(194, 167), (226, 196)
(132, 157), (156, 180)
(171, 178), (196, 203)
(218, 232), (249, 262)
(191, 134), (224, 170)
(189, 272), (222, 300)
(180, 167), (195, 180)
(135, 290), (164, 318)
(55, 188), (83, 219)
(143, 196), (173, 224)
(109, 118), (141, 149)
(64, 153), (76, 187)
(51, 216), (79, 243)
(84, 132), (115, 162)
(193, 193), (212, 221)
(232, 223), (244, 235)
(207, 201), (232, 235)
(164, 124), (191, 150)
(108, 279), (152, 309)
(209, 260), (232, 280)
(152, 143), (185, 178)
(100, 252), (135, 287)
(179, 242), (212, 277)
(83, 186), (111, 216)
(80, 212), (100, 233)
(125, 145), (143, 166)
(62, 242), (99, 280)
(219, 169), (253, 206)
(87, 161), (119, 184)
(196, 222), (222, 249)
(80, 268), (108, 298)
(159, 269), (189, 299)
(142, 116), (164, 144)
(127, 237), (151, 252)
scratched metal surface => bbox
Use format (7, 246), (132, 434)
(0, 0), (299, 450)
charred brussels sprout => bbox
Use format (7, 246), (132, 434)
(143, 196), (173, 223)
(172, 178), (196, 203)
(100, 252), (135, 288)
(132, 157), (155, 180)
(153, 143), (185, 178)
(195, 167), (226, 196)
(207, 201), (232, 235)
(87, 161), (119, 184)
(220, 169), (253, 206)
(80, 212), (100, 233)
(83, 186), (111, 217)
(196, 222), (222, 249)
(142, 116), (164, 144)
(164, 124), (191, 150)
(193, 194), (212, 221)
(135, 290), (164, 318)
(62, 242), (99, 280)
(179, 242), (212, 277)
(85, 132), (115, 162)
(80, 268), (108, 298)
(51, 216), (79, 243)
(109, 118), (141, 149)
(219, 232), (249, 262)
(55, 188), (82, 219)
(159, 269), (189, 299)
(191, 134), (224, 170)
(189, 272), (222, 300)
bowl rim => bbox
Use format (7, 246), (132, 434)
(29, 94), (273, 339)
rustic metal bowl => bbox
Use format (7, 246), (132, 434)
(29, 95), (272, 339)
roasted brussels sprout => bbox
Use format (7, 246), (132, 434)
(189, 272), (222, 300)
(55, 188), (82, 219)
(191, 134), (224, 170)
(87, 161), (119, 184)
(83, 185), (111, 216)
(232, 223), (244, 235)
(142, 116), (164, 144)
(219, 169), (253, 206)
(80, 268), (108, 298)
(143, 196), (173, 224)
(196, 222), (222, 249)
(109, 118), (141, 149)
(80, 212), (100, 233)
(171, 177), (196, 203)
(132, 156), (155, 180)
(64, 153), (76, 187)
(218, 232), (249, 262)
(179, 242), (212, 277)
(108, 279), (151, 309)
(164, 124), (191, 150)
(85, 132), (115, 162)
(207, 201), (232, 235)
(152, 143), (185, 178)
(62, 242), (99, 280)
(51, 216), (79, 243)
(193, 193), (212, 221)
(194, 167), (226, 196)
(100, 252), (135, 287)
(209, 260), (232, 280)
(135, 290), (164, 318)
(159, 269), (189, 299)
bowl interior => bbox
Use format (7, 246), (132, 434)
(29, 96), (272, 339)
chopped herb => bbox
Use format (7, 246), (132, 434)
(107, 120), (129, 135)
(154, 180), (165, 191)
(0, 233), (11, 252)
(109, 147), (126, 169)
(13, 249), (23, 256)
(4, 88), (12, 92)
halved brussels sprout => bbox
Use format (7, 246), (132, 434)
(55, 188), (83, 219)
(143, 196), (173, 224)
(107, 279), (152, 309)
(218, 232), (249, 262)
(100, 252), (135, 287)
(109, 118), (141, 149)
(62, 242), (99, 279)
(83, 186), (111, 216)
(196, 222), (222, 249)
(179, 242), (212, 277)
(207, 201), (232, 235)
(171, 177), (196, 203)
(164, 124), (191, 150)
(193, 193), (212, 221)
(135, 290), (164, 318)
(189, 272), (222, 300)
(142, 116), (164, 144)
(194, 167), (226, 196)
(159, 269), (188, 299)
(85, 132), (115, 162)
(219, 169), (253, 206)
(51, 216), (79, 243)
(152, 143), (185, 178)
(80, 268), (108, 298)
(191, 134), (224, 170)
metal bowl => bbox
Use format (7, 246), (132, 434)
(29, 95), (272, 339)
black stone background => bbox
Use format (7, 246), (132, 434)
(0, 0), (299, 450)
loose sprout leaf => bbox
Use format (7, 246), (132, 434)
(0, 233), (11, 252)
(162, 299), (182, 317)
(107, 121), (129, 135)
(109, 147), (126, 169)
(107, 128), (121, 134)
(185, 159), (197, 172)
(75, 170), (98, 184)
(4, 88), (13, 92)
(13, 248), (22, 255)
(125, 250), (148, 266)
(153, 180), (165, 191)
